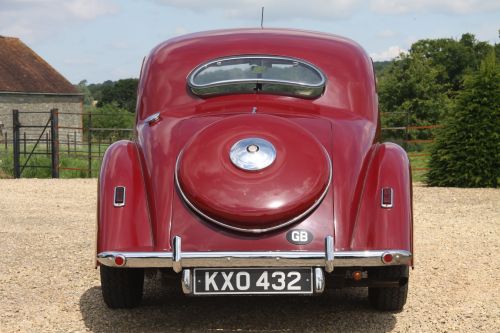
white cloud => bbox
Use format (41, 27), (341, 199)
(0, 0), (118, 42)
(370, 45), (407, 61)
(64, 0), (118, 20)
(153, 0), (362, 20)
(371, 0), (500, 15)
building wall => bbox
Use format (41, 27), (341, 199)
(0, 94), (83, 143)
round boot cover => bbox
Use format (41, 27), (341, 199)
(175, 114), (331, 233)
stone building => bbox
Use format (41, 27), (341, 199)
(0, 36), (83, 142)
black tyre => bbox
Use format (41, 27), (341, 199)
(368, 266), (409, 311)
(100, 265), (144, 308)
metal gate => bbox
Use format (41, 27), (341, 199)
(12, 109), (59, 178)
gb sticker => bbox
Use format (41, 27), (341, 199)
(286, 229), (313, 245)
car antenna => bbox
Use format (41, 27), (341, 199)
(261, 6), (264, 29)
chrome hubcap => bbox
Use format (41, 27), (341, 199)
(230, 138), (276, 171)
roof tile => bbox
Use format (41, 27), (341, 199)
(0, 36), (78, 94)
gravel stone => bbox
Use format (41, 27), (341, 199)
(0, 179), (499, 332)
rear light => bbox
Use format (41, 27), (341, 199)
(381, 187), (393, 208)
(114, 186), (126, 207)
(352, 271), (363, 281)
(382, 252), (393, 264)
(114, 255), (126, 266)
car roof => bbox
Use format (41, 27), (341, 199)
(138, 28), (376, 121)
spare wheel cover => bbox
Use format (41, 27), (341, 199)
(175, 114), (331, 233)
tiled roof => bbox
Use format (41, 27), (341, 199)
(0, 36), (78, 94)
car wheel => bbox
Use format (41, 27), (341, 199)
(100, 265), (144, 308)
(368, 266), (409, 311)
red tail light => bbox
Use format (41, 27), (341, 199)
(114, 255), (126, 266)
(382, 253), (393, 264)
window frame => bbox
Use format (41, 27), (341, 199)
(187, 55), (327, 98)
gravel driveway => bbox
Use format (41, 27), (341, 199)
(0, 179), (498, 332)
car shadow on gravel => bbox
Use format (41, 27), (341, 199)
(80, 276), (398, 333)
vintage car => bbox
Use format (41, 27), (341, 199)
(96, 28), (413, 311)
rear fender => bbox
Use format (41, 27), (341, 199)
(97, 140), (153, 257)
(350, 143), (413, 262)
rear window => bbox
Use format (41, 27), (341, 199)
(188, 56), (326, 98)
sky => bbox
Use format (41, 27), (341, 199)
(0, 0), (498, 84)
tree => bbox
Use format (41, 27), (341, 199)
(97, 78), (139, 113)
(409, 34), (493, 92)
(75, 80), (93, 106)
(377, 33), (495, 148)
(88, 80), (114, 101)
(378, 52), (451, 140)
(373, 61), (392, 75)
(84, 103), (135, 140)
(427, 51), (499, 187)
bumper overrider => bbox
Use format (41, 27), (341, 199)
(97, 236), (412, 294)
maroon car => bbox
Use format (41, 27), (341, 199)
(96, 29), (413, 311)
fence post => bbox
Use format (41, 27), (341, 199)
(23, 132), (26, 157)
(87, 112), (92, 177)
(50, 108), (59, 178)
(67, 133), (70, 155)
(45, 133), (49, 156)
(404, 109), (410, 150)
(12, 109), (20, 178)
(5, 132), (8, 151)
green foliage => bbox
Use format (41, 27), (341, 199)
(373, 61), (392, 75)
(88, 80), (114, 102)
(378, 52), (451, 137)
(378, 33), (495, 141)
(75, 80), (94, 106)
(0, 151), (104, 178)
(83, 104), (135, 140)
(75, 79), (138, 113)
(427, 51), (500, 187)
(96, 78), (139, 113)
(410, 34), (492, 92)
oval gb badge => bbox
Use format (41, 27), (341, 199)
(286, 229), (313, 245)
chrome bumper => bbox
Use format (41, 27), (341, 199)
(97, 236), (412, 272)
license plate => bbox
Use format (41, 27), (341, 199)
(193, 268), (313, 295)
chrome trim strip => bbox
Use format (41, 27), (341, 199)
(172, 236), (182, 273)
(325, 236), (334, 272)
(97, 252), (173, 268)
(113, 186), (126, 207)
(381, 187), (394, 208)
(174, 146), (332, 234)
(97, 250), (412, 268)
(314, 267), (325, 293)
(187, 55), (327, 89)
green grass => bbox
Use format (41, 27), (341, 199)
(405, 142), (432, 183)
(408, 154), (430, 182)
(0, 143), (107, 178)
